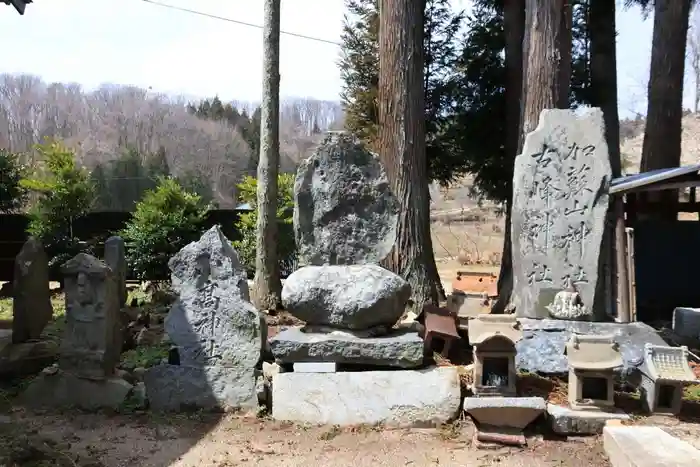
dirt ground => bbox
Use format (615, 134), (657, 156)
(2, 410), (611, 467)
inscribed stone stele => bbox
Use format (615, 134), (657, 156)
(511, 108), (611, 319)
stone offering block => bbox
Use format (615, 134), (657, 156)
(272, 367), (461, 426)
(270, 326), (424, 368)
(12, 237), (53, 343)
(511, 108), (612, 319)
(463, 396), (545, 430)
(515, 319), (666, 376)
(143, 364), (259, 412)
(0, 340), (57, 377)
(672, 307), (700, 340)
(282, 264), (410, 330)
(294, 132), (399, 266)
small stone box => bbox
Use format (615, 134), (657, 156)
(419, 304), (460, 357)
(637, 344), (697, 415)
(565, 334), (622, 411)
(468, 315), (522, 397)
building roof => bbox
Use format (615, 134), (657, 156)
(610, 163), (700, 195)
(468, 314), (523, 345)
(565, 334), (623, 371)
(642, 344), (697, 383)
(3, 0), (31, 15)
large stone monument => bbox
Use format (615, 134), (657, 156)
(104, 235), (127, 306)
(143, 226), (266, 411)
(21, 253), (132, 410)
(511, 108), (612, 320)
(272, 133), (460, 427)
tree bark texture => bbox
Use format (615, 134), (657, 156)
(557, 0), (572, 108)
(640, 0), (692, 220)
(590, 0), (629, 321)
(519, 0), (562, 144)
(252, 0), (282, 310)
(378, 0), (444, 312)
(493, 0), (525, 314)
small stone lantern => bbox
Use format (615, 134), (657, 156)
(468, 315), (522, 397)
(565, 334), (622, 411)
(638, 344), (697, 415)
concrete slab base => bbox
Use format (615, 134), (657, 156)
(603, 425), (700, 466)
(547, 403), (631, 435)
(293, 362), (337, 373)
(272, 367), (461, 427)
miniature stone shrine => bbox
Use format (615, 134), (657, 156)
(636, 344), (697, 415)
(565, 334), (622, 411)
(511, 108), (612, 320)
(271, 133), (460, 426)
(21, 253), (132, 410)
(143, 226), (266, 411)
(104, 235), (127, 306)
(468, 315), (522, 397)
(0, 238), (58, 376)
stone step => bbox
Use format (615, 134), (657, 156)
(603, 425), (700, 467)
(547, 403), (630, 435)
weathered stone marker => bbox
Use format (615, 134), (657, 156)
(60, 253), (122, 379)
(12, 237), (53, 343)
(511, 108), (612, 320)
(143, 226), (266, 411)
(104, 235), (127, 306)
(293, 132), (399, 266)
(20, 253), (132, 410)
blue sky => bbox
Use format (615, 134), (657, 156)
(0, 0), (684, 119)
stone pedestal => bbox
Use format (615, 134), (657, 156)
(272, 367), (461, 426)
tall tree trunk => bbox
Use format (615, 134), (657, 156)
(520, 0), (562, 141)
(252, 0), (282, 310)
(640, 0), (692, 220)
(493, 0), (525, 314)
(590, 0), (628, 321)
(504, 0), (562, 313)
(557, 0), (572, 108)
(378, 0), (444, 312)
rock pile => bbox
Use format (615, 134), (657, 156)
(271, 133), (423, 369)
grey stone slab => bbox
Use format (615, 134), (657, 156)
(12, 237), (53, 343)
(293, 132), (399, 266)
(143, 364), (259, 412)
(515, 319), (667, 375)
(60, 253), (121, 380)
(104, 236), (127, 306)
(672, 307), (700, 340)
(463, 397), (546, 429)
(511, 108), (612, 320)
(20, 370), (132, 410)
(281, 264), (410, 330)
(168, 225), (249, 300)
(272, 367), (461, 427)
(547, 403), (630, 435)
(603, 425), (700, 466)
(270, 326), (424, 368)
(166, 282), (266, 368)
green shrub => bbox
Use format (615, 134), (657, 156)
(233, 174), (297, 276)
(0, 149), (28, 213)
(121, 177), (210, 281)
(20, 141), (95, 270)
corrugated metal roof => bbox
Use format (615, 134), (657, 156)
(609, 163), (700, 195)
(235, 202), (253, 211)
